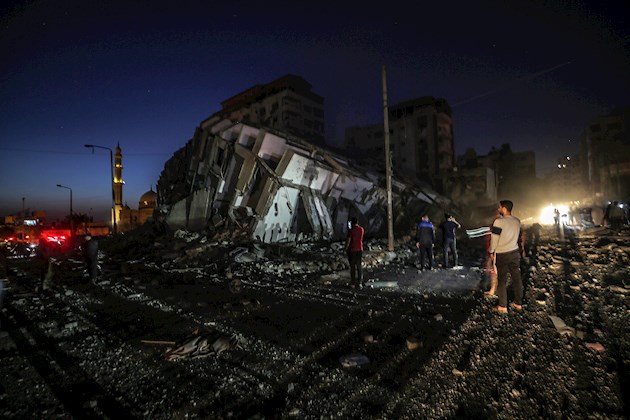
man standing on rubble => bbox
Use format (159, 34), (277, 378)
(490, 200), (523, 314)
(438, 213), (461, 268)
(415, 215), (435, 270)
(83, 233), (99, 281)
(345, 217), (364, 288)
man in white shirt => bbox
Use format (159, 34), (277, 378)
(490, 200), (523, 313)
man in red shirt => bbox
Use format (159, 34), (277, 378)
(345, 217), (365, 288)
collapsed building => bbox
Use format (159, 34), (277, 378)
(157, 117), (457, 243)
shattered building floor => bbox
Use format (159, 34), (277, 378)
(0, 224), (628, 419)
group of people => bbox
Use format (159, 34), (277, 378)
(33, 233), (100, 293)
(414, 213), (461, 270)
(344, 198), (524, 315)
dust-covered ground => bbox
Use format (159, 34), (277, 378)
(0, 224), (628, 419)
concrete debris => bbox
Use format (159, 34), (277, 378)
(157, 119), (458, 243)
(548, 315), (576, 336)
(585, 342), (606, 353)
(368, 281), (399, 289)
(339, 353), (370, 368)
(608, 285), (628, 294)
(406, 336), (422, 350)
(0, 331), (17, 351)
(164, 332), (240, 361)
(3, 212), (628, 418)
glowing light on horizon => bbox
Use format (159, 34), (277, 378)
(540, 204), (569, 225)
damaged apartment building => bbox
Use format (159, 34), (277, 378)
(345, 97), (499, 209)
(156, 75), (451, 243)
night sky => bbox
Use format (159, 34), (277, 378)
(1, 0), (628, 221)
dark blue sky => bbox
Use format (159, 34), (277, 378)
(1, 0), (629, 220)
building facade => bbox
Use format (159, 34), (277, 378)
(207, 74), (325, 146)
(118, 188), (158, 231)
(578, 107), (630, 202)
(455, 144), (540, 219)
(546, 155), (588, 203)
(345, 96), (455, 187)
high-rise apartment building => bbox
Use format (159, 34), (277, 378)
(345, 96), (454, 182)
(546, 155), (587, 202)
(209, 74), (325, 146)
(579, 107), (630, 200)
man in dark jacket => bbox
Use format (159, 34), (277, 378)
(84, 234), (99, 281)
(438, 213), (461, 268)
(415, 215), (435, 270)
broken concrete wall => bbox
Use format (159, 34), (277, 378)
(187, 188), (214, 231)
(158, 119), (453, 243)
(166, 199), (188, 230)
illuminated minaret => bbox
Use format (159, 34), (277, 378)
(113, 143), (124, 224)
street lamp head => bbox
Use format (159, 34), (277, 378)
(56, 184), (62, 187)
(84, 144), (93, 148)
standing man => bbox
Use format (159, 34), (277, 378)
(490, 200), (523, 313)
(415, 215), (435, 270)
(84, 233), (99, 281)
(438, 213), (461, 268)
(35, 237), (51, 293)
(345, 217), (364, 288)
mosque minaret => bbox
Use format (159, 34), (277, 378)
(113, 143), (124, 227)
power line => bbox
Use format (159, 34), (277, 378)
(0, 146), (171, 156)
(452, 61), (573, 107)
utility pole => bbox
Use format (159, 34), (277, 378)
(56, 184), (73, 237)
(382, 65), (394, 251)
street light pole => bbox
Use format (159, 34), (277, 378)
(84, 144), (117, 235)
(56, 184), (73, 237)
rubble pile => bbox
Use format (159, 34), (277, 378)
(156, 118), (462, 244)
(0, 224), (627, 418)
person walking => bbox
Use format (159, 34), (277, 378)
(35, 237), (51, 293)
(490, 200), (523, 314)
(415, 215), (435, 270)
(345, 217), (364, 288)
(84, 233), (99, 281)
(438, 213), (461, 268)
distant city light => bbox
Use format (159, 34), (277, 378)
(540, 204), (569, 225)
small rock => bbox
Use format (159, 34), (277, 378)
(585, 342), (605, 353)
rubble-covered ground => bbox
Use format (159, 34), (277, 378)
(0, 223), (628, 419)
